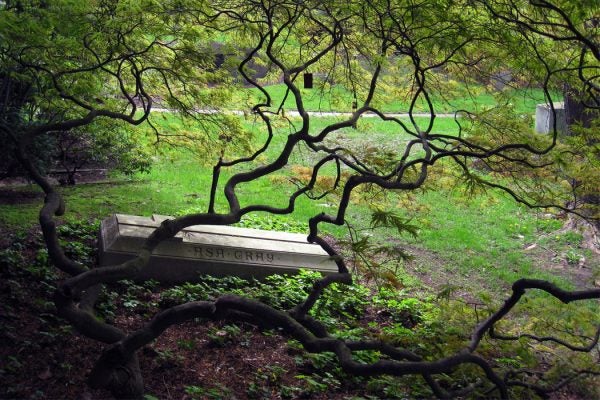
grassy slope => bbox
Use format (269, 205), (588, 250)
(226, 83), (561, 114)
(2, 107), (596, 294)
(0, 84), (588, 295)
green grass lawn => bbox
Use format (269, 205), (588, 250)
(1, 108), (594, 296)
(224, 82), (561, 115)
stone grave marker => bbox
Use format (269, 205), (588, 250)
(535, 102), (566, 134)
(99, 214), (338, 283)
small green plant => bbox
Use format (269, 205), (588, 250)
(160, 270), (326, 311)
(295, 374), (329, 395)
(0, 248), (24, 269)
(176, 338), (197, 351)
(257, 364), (287, 385)
(255, 270), (320, 310)
(279, 384), (302, 399)
(111, 279), (158, 313)
(234, 213), (309, 233)
(247, 364), (292, 399)
(535, 217), (563, 233)
(565, 249), (583, 265)
(558, 231), (584, 246)
(207, 324), (242, 347)
(97, 288), (118, 322)
(312, 282), (370, 323)
(246, 382), (270, 399)
(57, 219), (99, 240)
(184, 384), (233, 399)
(155, 348), (183, 365)
(123, 298), (142, 310)
(160, 275), (252, 306)
(19, 249), (59, 289)
(372, 288), (424, 326)
(495, 356), (522, 368)
(366, 375), (412, 399)
(62, 241), (93, 264)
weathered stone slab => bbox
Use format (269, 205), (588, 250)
(535, 102), (566, 134)
(99, 214), (337, 283)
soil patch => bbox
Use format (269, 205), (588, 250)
(0, 168), (109, 188)
(0, 188), (44, 205)
(522, 240), (599, 289)
(401, 244), (496, 302)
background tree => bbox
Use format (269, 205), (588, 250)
(478, 0), (600, 240)
(0, 0), (246, 181)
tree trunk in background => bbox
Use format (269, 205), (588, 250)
(563, 86), (599, 250)
(564, 85), (598, 131)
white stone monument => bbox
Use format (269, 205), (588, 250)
(99, 214), (338, 283)
(535, 102), (566, 134)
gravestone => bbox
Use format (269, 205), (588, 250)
(535, 102), (567, 134)
(99, 214), (338, 283)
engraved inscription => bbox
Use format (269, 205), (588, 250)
(193, 246), (274, 264)
(233, 249), (274, 263)
(193, 246), (225, 259)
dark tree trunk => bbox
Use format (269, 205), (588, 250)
(563, 85), (600, 236)
(563, 85), (598, 132)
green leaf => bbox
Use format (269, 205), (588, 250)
(370, 209), (419, 238)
